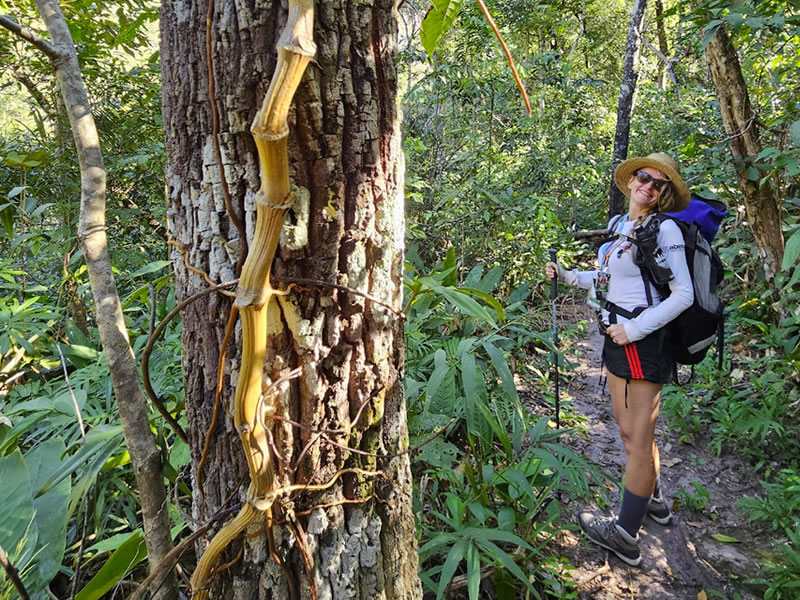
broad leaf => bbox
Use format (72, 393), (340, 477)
(75, 530), (147, 600)
(27, 438), (71, 589)
(420, 0), (464, 57)
(781, 228), (800, 272)
(0, 451), (37, 572)
(429, 284), (497, 326)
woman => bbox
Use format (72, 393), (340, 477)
(546, 152), (693, 566)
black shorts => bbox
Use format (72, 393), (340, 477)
(603, 328), (674, 384)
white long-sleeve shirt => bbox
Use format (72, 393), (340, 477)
(560, 214), (694, 342)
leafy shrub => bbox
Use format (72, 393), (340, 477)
(406, 253), (605, 598)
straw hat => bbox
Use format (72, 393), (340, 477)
(614, 152), (690, 212)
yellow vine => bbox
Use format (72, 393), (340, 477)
(189, 1), (316, 597)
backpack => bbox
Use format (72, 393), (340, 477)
(609, 194), (727, 367)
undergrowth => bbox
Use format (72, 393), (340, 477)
(405, 248), (605, 599)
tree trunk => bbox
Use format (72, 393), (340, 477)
(609, 0), (647, 218)
(20, 3), (178, 598)
(703, 24), (784, 281)
(160, 1), (421, 598)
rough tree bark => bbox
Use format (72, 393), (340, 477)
(0, 4), (178, 599)
(703, 24), (784, 281)
(609, 0), (648, 218)
(160, 1), (421, 598)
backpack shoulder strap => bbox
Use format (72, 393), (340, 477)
(636, 212), (672, 304)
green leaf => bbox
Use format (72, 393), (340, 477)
(0, 412), (47, 455)
(0, 451), (37, 570)
(481, 340), (519, 402)
(461, 352), (491, 446)
(782, 228), (800, 272)
(27, 438), (71, 588)
(497, 507), (515, 532)
(477, 266), (504, 293)
(129, 260), (171, 278)
(60, 343), (102, 363)
(75, 530), (148, 600)
(790, 120), (800, 146)
(417, 437), (460, 469)
(442, 246), (458, 286)
(711, 533), (739, 543)
(434, 286), (497, 325)
(460, 527), (534, 550)
(475, 539), (538, 597)
(7, 185), (29, 199)
(425, 348), (451, 412)
(420, 0), (464, 57)
(35, 426), (121, 499)
(83, 530), (140, 557)
(466, 542), (481, 600)
(460, 287), (505, 322)
(436, 539), (468, 600)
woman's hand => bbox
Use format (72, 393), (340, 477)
(545, 261), (559, 280)
(606, 323), (630, 346)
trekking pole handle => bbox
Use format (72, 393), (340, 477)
(548, 249), (558, 300)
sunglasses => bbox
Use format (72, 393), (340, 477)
(633, 170), (670, 192)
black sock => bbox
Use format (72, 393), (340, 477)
(653, 476), (661, 499)
(616, 488), (650, 538)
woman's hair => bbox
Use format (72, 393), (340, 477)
(656, 183), (678, 213)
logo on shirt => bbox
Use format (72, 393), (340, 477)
(662, 243), (685, 253)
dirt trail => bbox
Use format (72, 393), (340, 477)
(534, 308), (767, 599)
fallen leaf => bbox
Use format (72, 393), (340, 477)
(698, 591), (708, 600)
(730, 368), (745, 380)
(711, 533), (739, 543)
(662, 457), (682, 467)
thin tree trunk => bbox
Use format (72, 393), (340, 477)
(161, 0), (421, 598)
(654, 0), (669, 89)
(609, 0), (648, 217)
(18, 2), (177, 598)
(703, 24), (784, 280)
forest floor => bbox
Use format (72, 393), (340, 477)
(522, 303), (771, 600)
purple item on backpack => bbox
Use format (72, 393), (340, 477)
(667, 194), (727, 243)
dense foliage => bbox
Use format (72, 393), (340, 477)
(0, 0), (798, 597)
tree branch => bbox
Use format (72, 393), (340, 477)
(0, 14), (60, 59)
(641, 37), (678, 87)
(0, 543), (30, 600)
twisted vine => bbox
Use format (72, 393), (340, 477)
(189, 2), (317, 597)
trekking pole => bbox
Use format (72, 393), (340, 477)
(549, 249), (560, 429)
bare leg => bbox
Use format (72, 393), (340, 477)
(607, 372), (662, 498)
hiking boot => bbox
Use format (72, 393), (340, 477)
(648, 494), (672, 525)
(577, 511), (641, 566)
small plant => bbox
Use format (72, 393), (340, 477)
(674, 481), (713, 516)
(737, 468), (800, 532)
(746, 520), (800, 600)
(660, 385), (706, 444)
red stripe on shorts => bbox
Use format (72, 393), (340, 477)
(624, 343), (644, 379)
